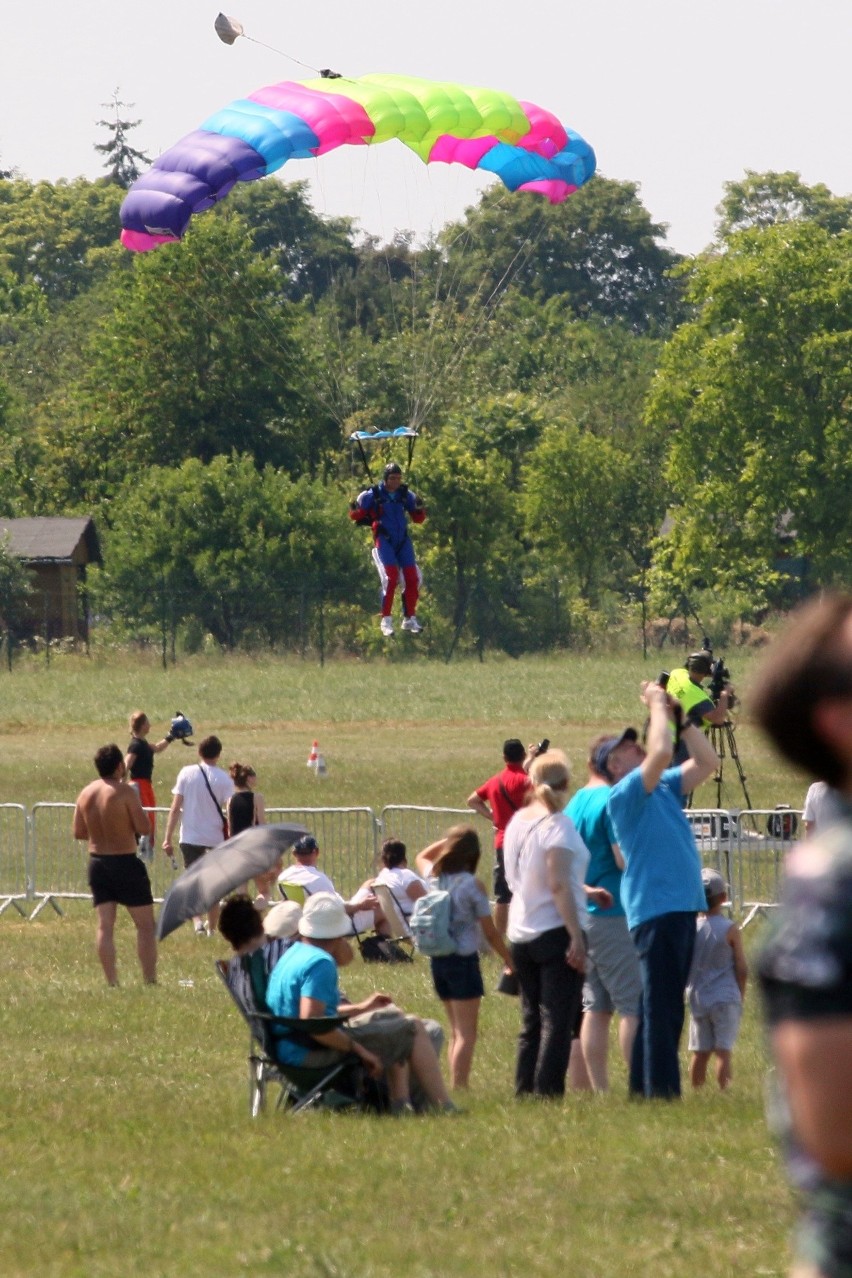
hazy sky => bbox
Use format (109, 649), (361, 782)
(2, 0), (849, 254)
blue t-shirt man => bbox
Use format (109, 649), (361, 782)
(595, 703), (719, 1099)
(266, 941), (340, 1065)
(607, 766), (705, 931)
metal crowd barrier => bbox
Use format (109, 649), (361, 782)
(0, 804), (29, 916)
(731, 808), (803, 928)
(266, 807), (379, 900)
(1, 800), (806, 924)
(380, 805), (494, 883)
(30, 802), (92, 917)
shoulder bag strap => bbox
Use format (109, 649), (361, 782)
(198, 763), (228, 839)
(498, 781), (522, 813)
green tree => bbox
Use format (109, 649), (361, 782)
(716, 170), (852, 240)
(92, 455), (364, 654)
(228, 180), (357, 303)
(440, 177), (684, 333)
(35, 211), (324, 509)
(94, 91), (151, 188)
(646, 221), (852, 606)
(0, 535), (34, 669)
(0, 177), (125, 306)
(415, 402), (538, 658)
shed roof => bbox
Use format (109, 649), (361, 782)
(0, 517), (102, 564)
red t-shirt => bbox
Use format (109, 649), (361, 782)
(475, 764), (531, 848)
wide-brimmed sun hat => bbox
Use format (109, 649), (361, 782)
(299, 892), (352, 940)
(262, 900), (302, 939)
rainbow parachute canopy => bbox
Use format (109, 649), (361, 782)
(120, 73), (596, 251)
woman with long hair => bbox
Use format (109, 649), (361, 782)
(228, 763), (276, 906)
(503, 749), (589, 1098)
(416, 825), (513, 1090)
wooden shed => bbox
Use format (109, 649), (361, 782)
(0, 516), (102, 643)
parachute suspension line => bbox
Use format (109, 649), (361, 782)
(312, 267), (359, 430)
(406, 204), (550, 430)
(353, 434), (374, 483)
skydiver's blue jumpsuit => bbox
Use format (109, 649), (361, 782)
(349, 482), (426, 619)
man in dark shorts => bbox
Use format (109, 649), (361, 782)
(73, 743), (157, 986)
(466, 739), (533, 938)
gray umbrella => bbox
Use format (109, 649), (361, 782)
(157, 822), (307, 940)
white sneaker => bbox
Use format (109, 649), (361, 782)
(401, 616), (423, 634)
(380, 616), (394, 637)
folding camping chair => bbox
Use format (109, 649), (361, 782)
(372, 883), (415, 960)
(215, 958), (365, 1117)
(278, 881), (307, 906)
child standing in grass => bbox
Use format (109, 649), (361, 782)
(687, 867), (748, 1089)
(416, 825), (514, 1090)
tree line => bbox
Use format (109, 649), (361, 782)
(0, 145), (850, 659)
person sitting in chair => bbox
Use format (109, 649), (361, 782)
(278, 834), (384, 935)
(370, 838), (428, 918)
(266, 893), (457, 1114)
(218, 895), (302, 1011)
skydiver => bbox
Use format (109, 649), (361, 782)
(349, 462), (427, 637)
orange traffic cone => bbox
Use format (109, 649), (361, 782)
(307, 740), (319, 769)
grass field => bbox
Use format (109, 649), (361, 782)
(0, 648), (799, 1276)
(0, 646), (802, 813)
(0, 905), (791, 1278)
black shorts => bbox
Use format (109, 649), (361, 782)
(493, 847), (513, 906)
(88, 855), (153, 908)
(430, 952), (485, 1001)
(179, 843), (211, 869)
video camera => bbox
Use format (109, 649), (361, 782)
(703, 642), (736, 710)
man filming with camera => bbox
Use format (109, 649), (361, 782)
(666, 652), (734, 762)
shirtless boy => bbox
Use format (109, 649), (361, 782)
(73, 744), (157, 986)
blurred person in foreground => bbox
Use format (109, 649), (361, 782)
(503, 749), (589, 1098)
(602, 682), (719, 1099)
(752, 594), (852, 1278)
(73, 744), (156, 986)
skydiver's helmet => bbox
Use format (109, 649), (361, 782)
(170, 712), (194, 745)
(383, 462), (403, 479)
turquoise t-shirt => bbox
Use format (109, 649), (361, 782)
(266, 941), (339, 1065)
(565, 785), (624, 917)
(607, 766), (705, 930)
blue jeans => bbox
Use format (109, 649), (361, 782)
(511, 925), (584, 1097)
(629, 911), (696, 1099)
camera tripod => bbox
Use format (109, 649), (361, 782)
(708, 719), (753, 813)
